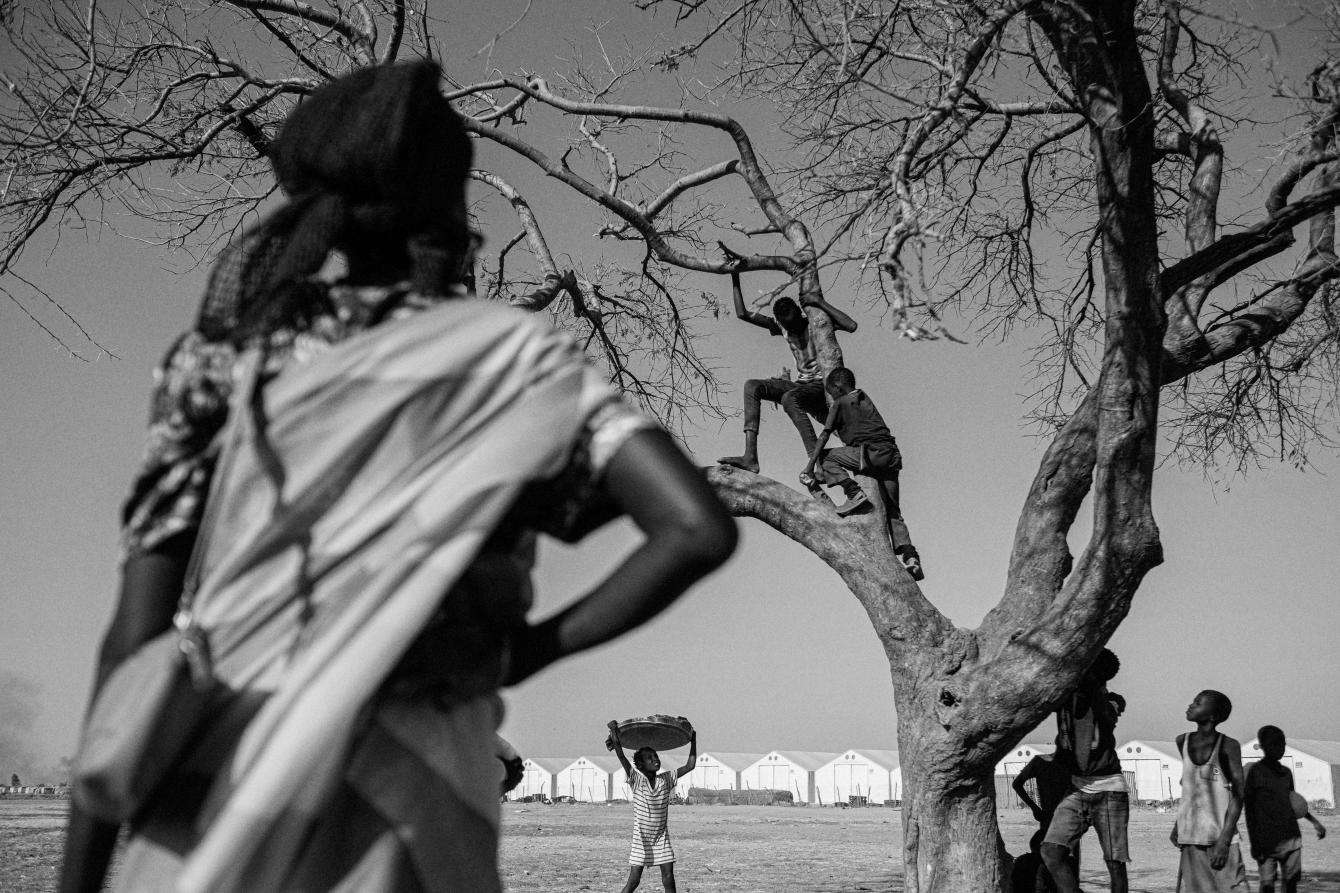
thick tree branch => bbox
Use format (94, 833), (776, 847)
(469, 169), (558, 281)
(879, 0), (1039, 279)
(1161, 184), (1340, 295)
(706, 465), (949, 648)
(219, 0), (373, 60)
(983, 2), (1164, 672)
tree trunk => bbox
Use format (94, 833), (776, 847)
(897, 711), (1011, 893)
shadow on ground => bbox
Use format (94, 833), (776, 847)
(815, 868), (1340, 892)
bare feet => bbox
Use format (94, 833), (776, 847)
(718, 455), (759, 474)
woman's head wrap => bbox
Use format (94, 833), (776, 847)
(199, 60), (474, 342)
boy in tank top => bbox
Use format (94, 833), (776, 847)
(1172, 690), (1248, 892)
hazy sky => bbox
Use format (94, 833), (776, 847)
(2, 0), (1338, 779)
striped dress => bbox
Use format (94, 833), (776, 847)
(628, 770), (676, 866)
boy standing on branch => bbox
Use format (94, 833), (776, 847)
(716, 244), (858, 474)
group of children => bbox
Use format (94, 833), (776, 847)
(1012, 650), (1327, 893)
(599, 661), (1326, 893)
(607, 263), (1327, 892)
(713, 249), (924, 580)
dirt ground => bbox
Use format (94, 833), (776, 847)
(2, 799), (1338, 892)
(498, 802), (1340, 892)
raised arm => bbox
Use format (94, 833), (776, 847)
(504, 429), (737, 685)
(719, 242), (781, 333)
(803, 295), (859, 333)
(608, 721), (633, 777)
(677, 728), (698, 779)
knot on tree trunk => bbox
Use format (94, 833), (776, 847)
(938, 628), (979, 675)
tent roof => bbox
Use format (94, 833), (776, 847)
(572, 753), (624, 773)
(772, 751), (841, 771)
(702, 752), (766, 770)
(1277, 739), (1340, 765)
(1013, 742), (1056, 754)
(840, 749), (900, 769)
(525, 757), (576, 774)
(1119, 740), (1182, 761)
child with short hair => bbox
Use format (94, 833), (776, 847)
(1043, 648), (1129, 893)
(609, 722), (698, 893)
(1014, 749), (1081, 891)
(1171, 690), (1248, 892)
(716, 248), (859, 474)
(1243, 725), (1327, 893)
(799, 366), (923, 579)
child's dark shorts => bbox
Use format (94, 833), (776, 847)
(1043, 790), (1129, 862)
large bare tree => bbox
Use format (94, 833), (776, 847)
(4, 1), (1339, 890)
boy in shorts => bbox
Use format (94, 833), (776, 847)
(1041, 649), (1128, 893)
(1243, 725), (1327, 893)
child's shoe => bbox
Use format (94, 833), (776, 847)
(834, 493), (871, 516)
(798, 473), (835, 505)
(900, 553), (925, 581)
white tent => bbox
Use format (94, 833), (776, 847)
(1116, 740), (1182, 802)
(995, 742), (1055, 778)
(1244, 737), (1340, 808)
(740, 751), (838, 804)
(511, 757), (572, 801)
(816, 750), (901, 805)
(555, 754), (631, 802)
(679, 752), (764, 797)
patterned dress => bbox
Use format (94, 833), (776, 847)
(629, 770), (677, 866)
(115, 282), (654, 892)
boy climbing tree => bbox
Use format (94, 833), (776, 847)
(716, 243), (858, 474)
(799, 367), (923, 580)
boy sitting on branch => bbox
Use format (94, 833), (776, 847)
(800, 367), (924, 580)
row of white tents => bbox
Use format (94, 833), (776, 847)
(512, 738), (1340, 807)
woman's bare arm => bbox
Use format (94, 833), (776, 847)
(59, 545), (189, 893)
(503, 430), (737, 685)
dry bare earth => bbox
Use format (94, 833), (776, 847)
(499, 803), (1340, 893)
(2, 800), (1339, 891)
(0, 801), (66, 892)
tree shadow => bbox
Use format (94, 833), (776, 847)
(806, 867), (1340, 892)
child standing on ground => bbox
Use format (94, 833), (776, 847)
(1043, 648), (1129, 893)
(1243, 725), (1327, 893)
(1172, 690), (1249, 892)
(609, 722), (698, 893)
(1014, 748), (1081, 892)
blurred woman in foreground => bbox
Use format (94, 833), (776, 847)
(60, 60), (736, 892)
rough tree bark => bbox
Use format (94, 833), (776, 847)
(707, 1), (1337, 887)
